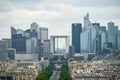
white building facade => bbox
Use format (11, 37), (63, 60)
(26, 38), (37, 54)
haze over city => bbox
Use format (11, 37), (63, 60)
(0, 0), (120, 39)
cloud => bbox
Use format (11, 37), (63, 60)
(1, 0), (120, 12)
(62, 0), (120, 7)
(0, 0), (12, 12)
(0, 0), (120, 39)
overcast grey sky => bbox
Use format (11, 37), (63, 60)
(0, 0), (120, 39)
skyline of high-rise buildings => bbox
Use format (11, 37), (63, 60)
(0, 0), (120, 79)
(0, 13), (120, 80)
(9, 22), (49, 60)
(0, 13), (120, 61)
(81, 13), (101, 54)
(71, 13), (119, 56)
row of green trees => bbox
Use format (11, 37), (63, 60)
(59, 64), (72, 80)
(36, 64), (54, 80)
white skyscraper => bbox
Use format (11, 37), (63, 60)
(81, 13), (99, 53)
(26, 38), (37, 53)
(83, 13), (92, 31)
(39, 27), (48, 43)
(81, 30), (89, 52)
(30, 22), (48, 43)
(100, 31), (106, 53)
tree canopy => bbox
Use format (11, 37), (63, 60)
(59, 64), (72, 80)
(36, 64), (54, 80)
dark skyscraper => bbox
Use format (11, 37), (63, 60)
(12, 34), (26, 52)
(69, 45), (75, 58)
(11, 27), (17, 49)
(11, 27), (17, 36)
(11, 27), (26, 52)
(72, 23), (82, 53)
(7, 48), (16, 60)
(100, 26), (106, 33)
(107, 22), (118, 49)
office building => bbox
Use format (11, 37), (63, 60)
(84, 13), (91, 30)
(30, 23), (48, 59)
(26, 38), (37, 53)
(81, 13), (93, 53)
(0, 53), (8, 61)
(81, 30), (89, 53)
(107, 22), (118, 49)
(99, 31), (106, 53)
(11, 22), (48, 54)
(92, 22), (100, 31)
(11, 27), (17, 37)
(11, 27), (26, 52)
(25, 29), (31, 38)
(39, 27), (48, 43)
(104, 42), (113, 49)
(100, 26), (106, 33)
(7, 48), (16, 60)
(43, 40), (50, 59)
(0, 40), (8, 60)
(31, 22), (39, 38)
(117, 30), (120, 50)
(0, 40), (7, 53)
(12, 34), (26, 52)
(72, 23), (82, 53)
(17, 29), (25, 36)
(2, 38), (12, 48)
(92, 23), (101, 55)
(69, 45), (75, 58)
(81, 13), (101, 54)
(26, 39), (32, 53)
(30, 22), (48, 42)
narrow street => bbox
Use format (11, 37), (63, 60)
(49, 64), (61, 80)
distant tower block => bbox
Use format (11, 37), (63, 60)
(50, 36), (70, 54)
